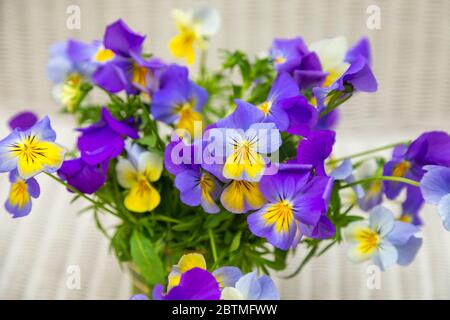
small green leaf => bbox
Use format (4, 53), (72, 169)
(230, 231), (242, 252)
(130, 230), (165, 286)
(138, 134), (157, 148)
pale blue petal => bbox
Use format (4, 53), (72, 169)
(213, 267), (243, 288)
(387, 221), (420, 246)
(373, 241), (398, 271)
(235, 272), (261, 300)
(369, 206), (395, 237)
(257, 275), (280, 300)
(438, 194), (450, 231)
(396, 236), (422, 266)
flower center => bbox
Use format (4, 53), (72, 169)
(392, 161), (411, 177)
(274, 56), (286, 64)
(9, 135), (46, 164)
(263, 200), (294, 233)
(356, 228), (380, 254)
(258, 101), (272, 116)
(131, 64), (149, 88)
(94, 48), (115, 63)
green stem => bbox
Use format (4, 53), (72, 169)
(319, 93), (352, 118)
(327, 140), (410, 165)
(199, 49), (207, 82)
(208, 228), (218, 263)
(44, 172), (119, 217)
(341, 175), (420, 189)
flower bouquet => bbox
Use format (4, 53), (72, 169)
(2, 6), (450, 300)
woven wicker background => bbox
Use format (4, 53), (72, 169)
(0, 0), (449, 299)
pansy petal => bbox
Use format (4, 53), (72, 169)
(213, 267), (243, 288)
(396, 236), (422, 266)
(438, 194), (450, 231)
(221, 287), (244, 300)
(258, 275), (280, 300)
(369, 206), (395, 237)
(124, 182), (160, 213)
(420, 166), (450, 205)
(387, 221), (420, 246)
(138, 151), (163, 182)
(116, 158), (137, 188)
(373, 241), (398, 271)
(221, 180), (265, 214)
(235, 272), (261, 300)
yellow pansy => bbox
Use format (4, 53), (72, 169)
(116, 143), (163, 213)
(169, 6), (221, 65)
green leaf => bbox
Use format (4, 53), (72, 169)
(230, 231), (242, 252)
(130, 230), (165, 286)
(138, 134), (157, 148)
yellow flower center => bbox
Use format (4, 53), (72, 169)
(392, 161), (411, 178)
(9, 179), (29, 208)
(94, 48), (115, 63)
(356, 228), (380, 254)
(399, 214), (413, 223)
(258, 101), (272, 116)
(175, 102), (203, 137)
(263, 200), (294, 233)
(367, 180), (382, 196)
(10, 135), (46, 164)
(274, 56), (286, 64)
(131, 63), (148, 88)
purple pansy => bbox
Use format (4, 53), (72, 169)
(92, 19), (165, 94)
(383, 131), (450, 200)
(269, 37), (326, 89)
(77, 107), (139, 165)
(420, 165), (450, 231)
(247, 164), (334, 249)
(152, 267), (221, 300)
(58, 158), (108, 194)
(400, 185), (423, 225)
(256, 72), (303, 132)
(5, 170), (40, 218)
(280, 95), (318, 136)
(165, 137), (222, 214)
(151, 65), (207, 136)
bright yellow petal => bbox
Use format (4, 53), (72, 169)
(9, 180), (30, 208)
(169, 32), (196, 65)
(176, 107), (203, 138)
(167, 253), (206, 289)
(116, 158), (138, 188)
(14, 141), (65, 179)
(124, 179), (160, 213)
(221, 180), (266, 213)
(177, 253), (207, 273)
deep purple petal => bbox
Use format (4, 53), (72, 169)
(57, 158), (108, 194)
(92, 61), (128, 93)
(297, 130), (336, 175)
(164, 268), (221, 300)
(103, 19), (145, 56)
(346, 37), (371, 65)
(8, 111), (38, 131)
